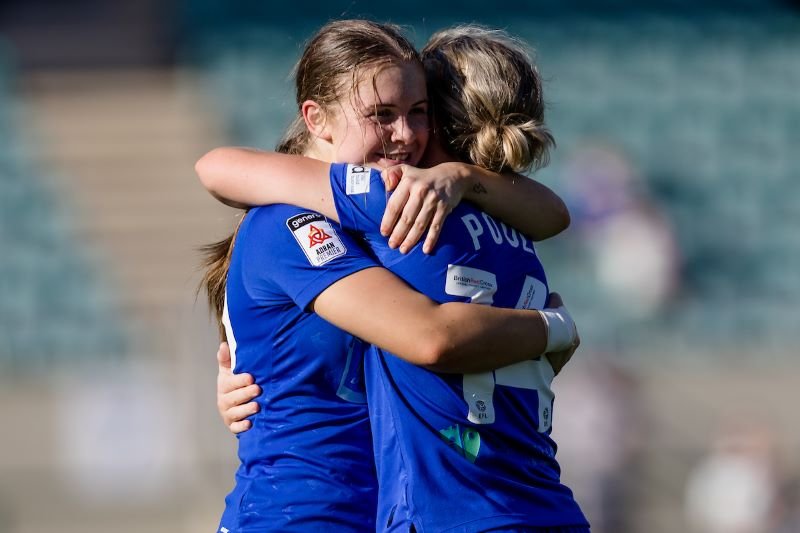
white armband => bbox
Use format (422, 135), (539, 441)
(538, 306), (577, 353)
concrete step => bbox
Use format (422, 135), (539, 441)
(21, 68), (233, 343)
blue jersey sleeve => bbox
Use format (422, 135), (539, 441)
(239, 204), (378, 310)
(329, 163), (387, 234)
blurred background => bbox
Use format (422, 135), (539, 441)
(0, 1), (798, 532)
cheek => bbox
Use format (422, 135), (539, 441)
(412, 116), (430, 145)
(334, 123), (383, 160)
(363, 123), (392, 148)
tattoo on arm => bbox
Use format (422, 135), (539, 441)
(472, 182), (488, 195)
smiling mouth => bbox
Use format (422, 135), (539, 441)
(379, 152), (412, 162)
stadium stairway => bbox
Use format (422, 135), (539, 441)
(20, 68), (234, 351)
(0, 68), (238, 533)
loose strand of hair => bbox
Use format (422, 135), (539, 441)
(198, 214), (246, 340)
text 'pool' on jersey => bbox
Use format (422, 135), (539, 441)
(460, 212), (538, 255)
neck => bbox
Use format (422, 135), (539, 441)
(304, 138), (335, 163)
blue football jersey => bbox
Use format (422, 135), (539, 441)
(218, 204), (379, 532)
(330, 163), (589, 532)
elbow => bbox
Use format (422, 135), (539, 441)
(195, 148), (226, 195)
(414, 330), (460, 371)
(555, 200), (571, 234)
(534, 199), (571, 241)
(388, 306), (469, 371)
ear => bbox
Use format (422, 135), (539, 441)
(301, 100), (332, 141)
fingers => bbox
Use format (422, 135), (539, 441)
(544, 352), (561, 375)
(218, 368), (255, 394)
(217, 342), (231, 370)
(381, 173), (410, 237)
(380, 164), (460, 253)
(421, 204), (450, 254)
(218, 382), (260, 427)
(545, 349), (570, 376)
(390, 187), (455, 254)
(229, 419), (253, 434)
(222, 400), (261, 430)
(545, 333), (580, 376)
(388, 185), (424, 251)
(546, 292), (564, 309)
(217, 373), (260, 434)
(381, 166), (403, 192)
(228, 382), (261, 406)
(216, 341), (260, 434)
(398, 191), (437, 253)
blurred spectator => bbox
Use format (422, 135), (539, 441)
(551, 354), (643, 533)
(55, 360), (181, 504)
(560, 144), (681, 319)
(774, 477), (800, 533)
(684, 424), (782, 533)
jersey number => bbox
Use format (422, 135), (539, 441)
(445, 265), (555, 432)
(463, 360), (555, 432)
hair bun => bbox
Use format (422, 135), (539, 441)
(470, 117), (554, 173)
(422, 25), (556, 173)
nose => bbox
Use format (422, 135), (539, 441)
(390, 115), (417, 145)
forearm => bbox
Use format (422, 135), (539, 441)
(195, 147), (339, 220)
(313, 267), (563, 374)
(459, 163), (570, 241)
(421, 302), (549, 373)
(354, 298), (554, 374)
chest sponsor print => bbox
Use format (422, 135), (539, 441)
(286, 212), (347, 266)
(445, 264), (497, 305)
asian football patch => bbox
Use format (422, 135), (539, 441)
(286, 213), (347, 266)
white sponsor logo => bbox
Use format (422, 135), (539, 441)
(515, 276), (548, 310)
(286, 213), (347, 266)
(346, 164), (371, 195)
(444, 264), (497, 305)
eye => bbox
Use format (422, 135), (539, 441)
(409, 106), (430, 128)
(373, 109), (395, 124)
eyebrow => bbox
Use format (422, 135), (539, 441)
(374, 99), (429, 108)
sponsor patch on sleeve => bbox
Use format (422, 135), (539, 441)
(345, 164), (371, 195)
(445, 264), (498, 305)
(514, 276), (548, 310)
(286, 213), (348, 266)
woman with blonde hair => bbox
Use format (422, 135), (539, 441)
(201, 21), (583, 532)
(202, 24), (589, 532)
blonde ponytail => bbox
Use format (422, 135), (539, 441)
(423, 25), (555, 173)
(471, 116), (554, 173)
